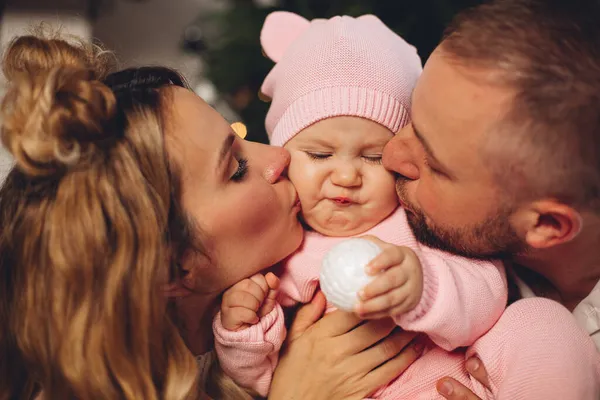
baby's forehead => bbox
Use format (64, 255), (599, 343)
(288, 119), (393, 148)
(293, 127), (342, 144)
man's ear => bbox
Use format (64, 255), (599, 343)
(513, 200), (582, 249)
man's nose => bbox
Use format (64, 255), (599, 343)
(383, 134), (420, 180)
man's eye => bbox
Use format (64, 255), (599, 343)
(424, 158), (444, 176)
(306, 152), (331, 160)
(231, 157), (248, 182)
(362, 155), (383, 165)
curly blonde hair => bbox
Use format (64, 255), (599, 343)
(0, 33), (201, 399)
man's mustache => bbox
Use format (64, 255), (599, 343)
(395, 177), (417, 214)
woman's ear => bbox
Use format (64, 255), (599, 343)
(164, 253), (212, 298)
(163, 280), (193, 299)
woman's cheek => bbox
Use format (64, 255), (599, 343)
(246, 187), (282, 230)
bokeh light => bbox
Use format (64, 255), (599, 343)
(231, 122), (247, 139)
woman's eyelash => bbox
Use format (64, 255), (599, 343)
(231, 157), (248, 182)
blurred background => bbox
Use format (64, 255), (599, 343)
(0, 0), (483, 181)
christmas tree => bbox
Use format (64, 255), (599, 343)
(188, 0), (483, 143)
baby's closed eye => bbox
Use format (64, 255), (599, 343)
(362, 154), (383, 164)
(305, 151), (332, 160)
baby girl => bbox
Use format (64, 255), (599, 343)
(213, 11), (600, 400)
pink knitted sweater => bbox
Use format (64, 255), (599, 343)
(213, 207), (507, 396)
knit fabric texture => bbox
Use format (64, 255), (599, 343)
(260, 11), (423, 146)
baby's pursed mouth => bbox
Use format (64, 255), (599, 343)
(331, 197), (353, 205)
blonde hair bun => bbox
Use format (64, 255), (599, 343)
(1, 33), (117, 177)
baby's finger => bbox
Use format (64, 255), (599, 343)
(360, 294), (415, 320)
(264, 272), (280, 291)
(249, 274), (269, 296)
(387, 299), (419, 319)
(258, 288), (279, 317)
(233, 276), (269, 303)
(223, 289), (262, 311)
(259, 273), (280, 317)
(356, 310), (394, 320)
(366, 247), (409, 275)
(222, 307), (259, 330)
(233, 307), (260, 325)
(356, 286), (409, 317)
(360, 266), (407, 300)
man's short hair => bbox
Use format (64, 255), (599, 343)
(443, 0), (600, 211)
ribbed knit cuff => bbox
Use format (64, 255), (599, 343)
(213, 306), (282, 344)
(395, 254), (439, 325)
(270, 86), (410, 147)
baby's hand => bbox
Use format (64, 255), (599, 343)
(355, 236), (423, 320)
(221, 272), (280, 331)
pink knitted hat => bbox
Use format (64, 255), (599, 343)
(260, 12), (423, 147)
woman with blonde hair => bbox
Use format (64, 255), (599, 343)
(0, 32), (422, 400)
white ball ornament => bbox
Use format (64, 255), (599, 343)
(319, 238), (382, 311)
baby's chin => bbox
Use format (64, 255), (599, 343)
(302, 211), (381, 237)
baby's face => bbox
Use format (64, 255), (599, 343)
(285, 116), (398, 237)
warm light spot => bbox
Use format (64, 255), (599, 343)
(231, 122), (247, 139)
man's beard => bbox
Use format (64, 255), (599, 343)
(397, 180), (526, 260)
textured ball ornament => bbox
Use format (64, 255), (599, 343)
(320, 238), (382, 311)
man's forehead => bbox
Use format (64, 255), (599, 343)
(413, 51), (514, 154)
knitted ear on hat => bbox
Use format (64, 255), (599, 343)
(356, 14), (383, 24)
(357, 14), (420, 54)
(260, 11), (310, 62)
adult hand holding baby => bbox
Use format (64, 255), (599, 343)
(269, 291), (425, 400)
(318, 236), (490, 399)
(437, 357), (490, 400)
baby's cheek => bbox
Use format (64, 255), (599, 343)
(372, 170), (399, 206)
(383, 180), (400, 206)
(290, 167), (323, 201)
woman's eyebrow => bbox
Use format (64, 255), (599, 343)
(218, 133), (236, 169)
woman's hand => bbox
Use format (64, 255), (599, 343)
(269, 291), (424, 400)
(437, 356), (490, 399)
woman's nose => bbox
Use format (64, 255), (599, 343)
(262, 145), (291, 184)
(331, 163), (362, 188)
(383, 134), (420, 180)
